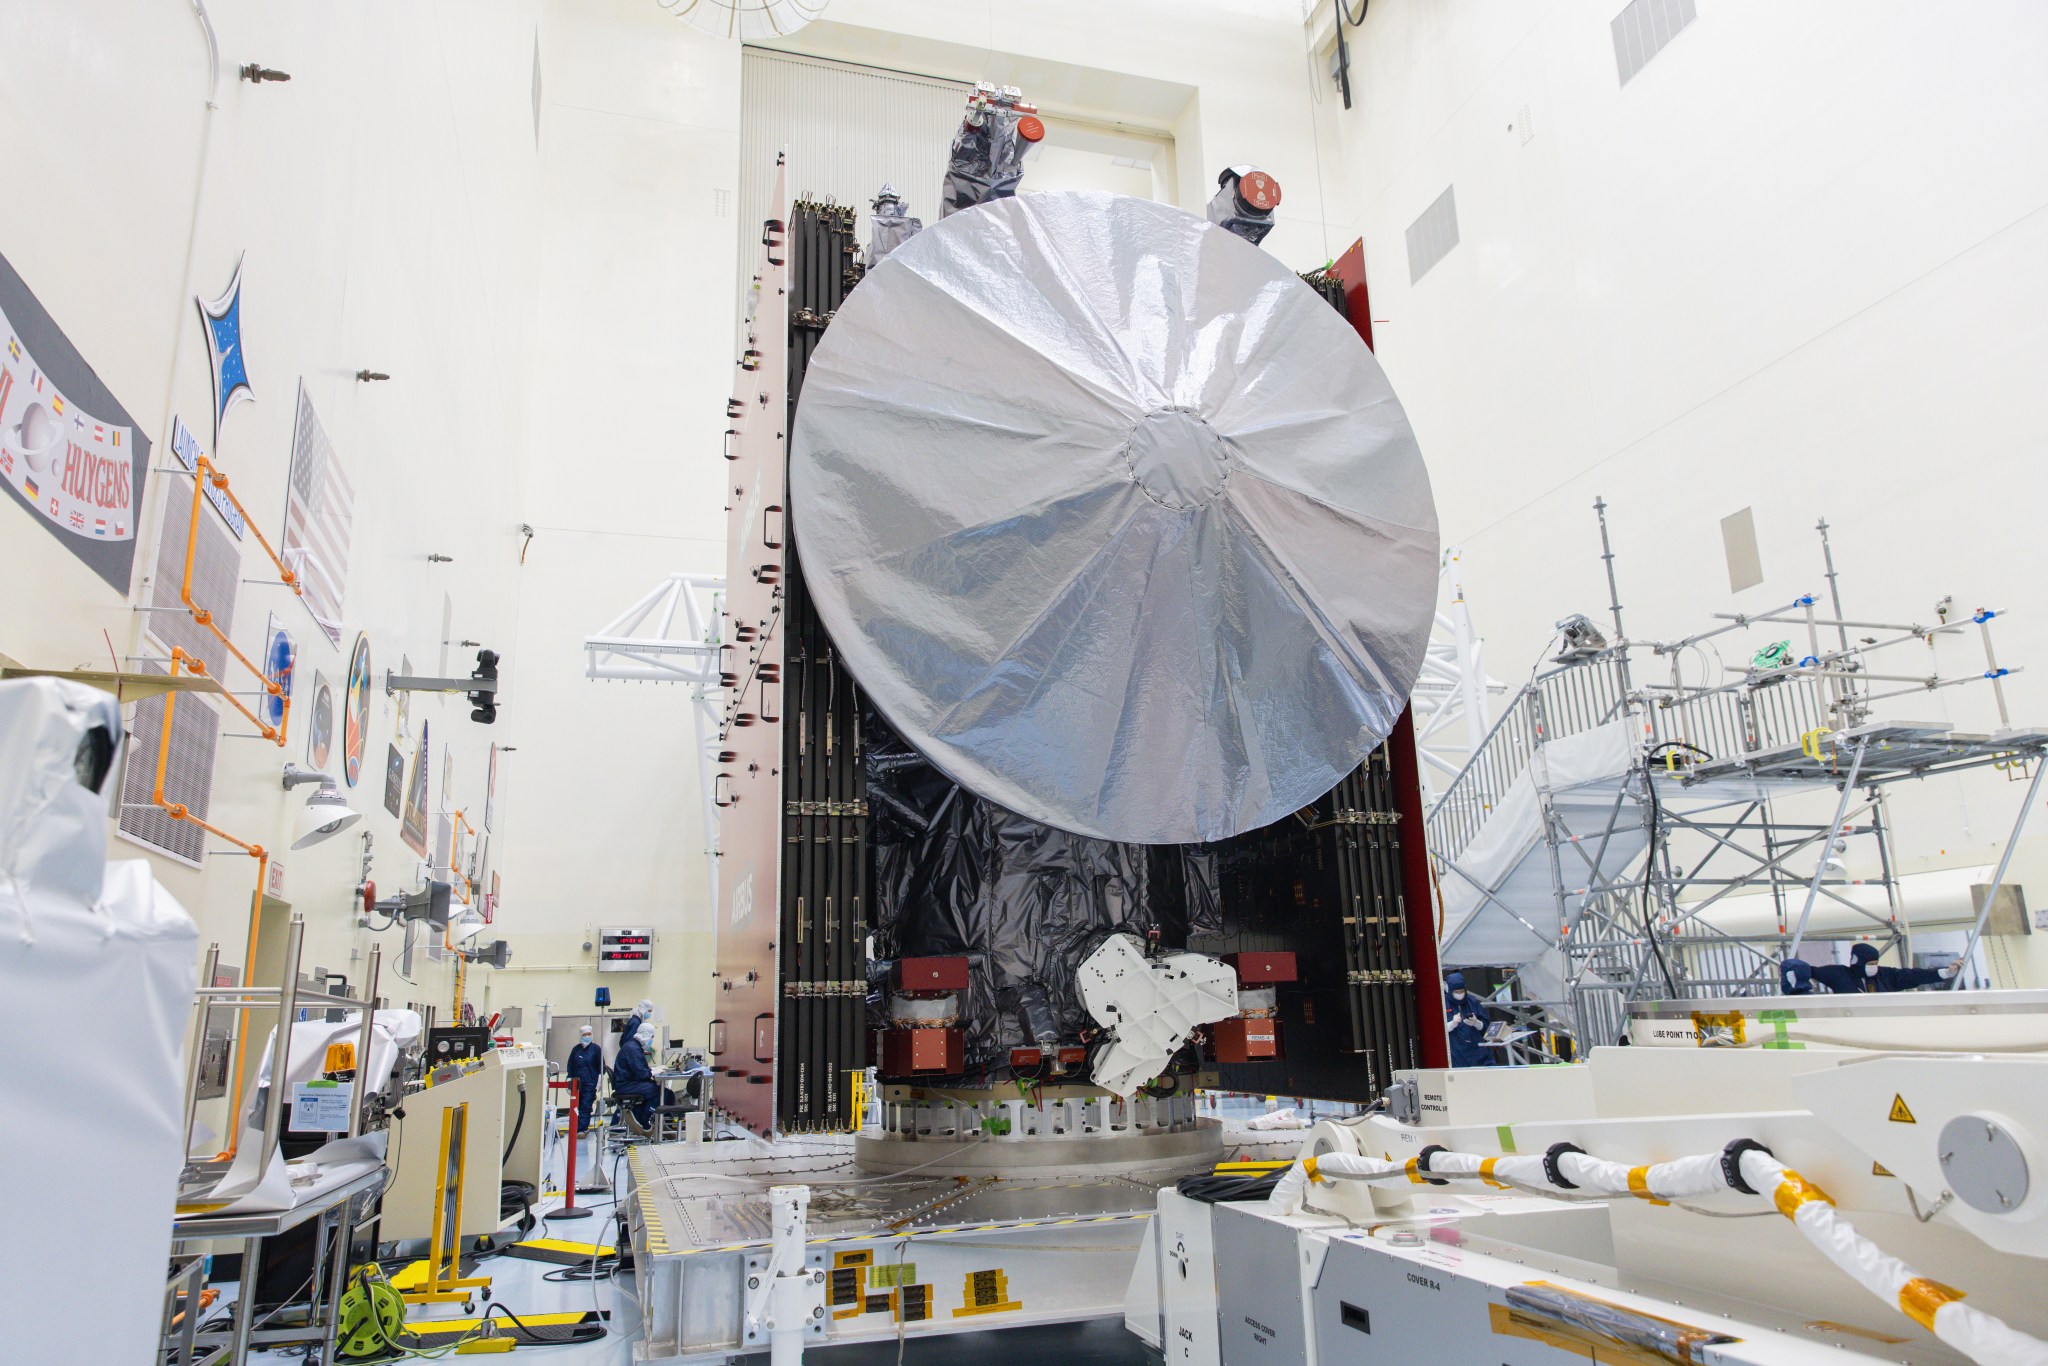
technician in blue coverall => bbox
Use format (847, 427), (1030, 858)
(1444, 972), (1494, 1067)
(612, 1023), (660, 1128)
(1781, 942), (1959, 994)
(566, 1024), (604, 1134)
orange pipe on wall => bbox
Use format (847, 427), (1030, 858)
(154, 648), (269, 1161)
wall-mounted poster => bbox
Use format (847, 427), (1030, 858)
(395, 654), (412, 742)
(483, 742), (499, 832)
(306, 670), (334, 769)
(0, 250), (153, 594)
(342, 633), (371, 788)
(280, 380), (355, 645)
(399, 721), (431, 857)
(486, 870), (500, 924)
(382, 744), (404, 818)
(263, 614), (295, 730)
(196, 254), (254, 444)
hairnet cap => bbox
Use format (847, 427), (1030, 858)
(579, 1024), (593, 1035)
(1849, 942), (1880, 963)
(637, 999), (655, 1014)
(1445, 971), (1466, 990)
(1781, 958), (1812, 988)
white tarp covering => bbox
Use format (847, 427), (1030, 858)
(790, 190), (1437, 845)
(1437, 720), (1639, 965)
(177, 1010), (414, 1215)
(0, 678), (198, 1366)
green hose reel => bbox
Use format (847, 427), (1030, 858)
(338, 1264), (408, 1360)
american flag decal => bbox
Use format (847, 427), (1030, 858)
(279, 382), (355, 646)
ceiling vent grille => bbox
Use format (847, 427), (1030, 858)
(117, 662), (222, 867)
(1405, 185), (1459, 284)
(1612, 0), (1698, 86)
(147, 481), (242, 677)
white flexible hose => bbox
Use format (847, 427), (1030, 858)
(1737, 1151), (2048, 1366)
(1266, 1140), (2048, 1365)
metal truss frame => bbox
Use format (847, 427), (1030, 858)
(584, 572), (727, 907)
(1425, 508), (2048, 1052)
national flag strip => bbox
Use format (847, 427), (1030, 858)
(5, 337), (18, 359)
(24, 475), (39, 498)
(50, 394), (63, 414)
(93, 518), (107, 537)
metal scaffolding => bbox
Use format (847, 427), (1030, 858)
(1426, 505), (2048, 1051)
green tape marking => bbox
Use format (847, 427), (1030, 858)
(1756, 1008), (1804, 1049)
(1496, 1124), (1517, 1154)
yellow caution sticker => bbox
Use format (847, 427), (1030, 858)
(1872, 1161), (1894, 1178)
(952, 1267), (1024, 1317)
(1888, 1095), (1916, 1124)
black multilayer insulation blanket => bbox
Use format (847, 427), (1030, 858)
(864, 712), (1222, 1080)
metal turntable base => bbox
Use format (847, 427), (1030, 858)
(626, 1122), (1302, 1361)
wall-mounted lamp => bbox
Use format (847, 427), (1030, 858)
(240, 64), (292, 83)
(282, 763), (361, 849)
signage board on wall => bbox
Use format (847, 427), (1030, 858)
(598, 926), (653, 973)
(0, 249), (152, 593)
(169, 417), (245, 538)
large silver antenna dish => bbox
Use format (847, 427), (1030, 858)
(791, 191), (1438, 844)
(664, 0), (827, 41)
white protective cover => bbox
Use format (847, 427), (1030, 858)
(0, 678), (199, 1366)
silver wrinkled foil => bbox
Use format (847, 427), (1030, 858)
(790, 191), (1438, 845)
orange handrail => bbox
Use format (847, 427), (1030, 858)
(179, 455), (301, 747)
(157, 451), (312, 1161)
(156, 648), (269, 1162)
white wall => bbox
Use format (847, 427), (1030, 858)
(764, 0), (1344, 271)
(3, 0), (1343, 1086)
(1307, 0), (2048, 970)
(0, 0), (542, 1123)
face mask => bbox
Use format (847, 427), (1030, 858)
(1452, 990), (1466, 1000)
(1864, 962), (1879, 977)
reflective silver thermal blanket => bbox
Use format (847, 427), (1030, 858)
(790, 191), (1437, 844)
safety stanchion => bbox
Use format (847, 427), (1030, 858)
(549, 1079), (593, 1221)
